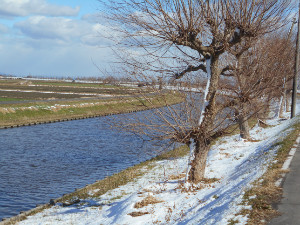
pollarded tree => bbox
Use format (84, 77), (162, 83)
(219, 31), (295, 139)
(269, 36), (295, 118)
(101, 0), (293, 182)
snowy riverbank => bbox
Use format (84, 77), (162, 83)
(15, 105), (300, 225)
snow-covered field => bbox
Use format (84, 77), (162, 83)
(0, 89), (114, 97)
(0, 101), (118, 114)
(18, 105), (300, 225)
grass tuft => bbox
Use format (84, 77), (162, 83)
(128, 211), (149, 217)
(134, 195), (163, 209)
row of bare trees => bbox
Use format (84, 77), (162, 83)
(100, 0), (295, 183)
(220, 32), (295, 139)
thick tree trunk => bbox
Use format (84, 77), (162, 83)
(234, 54), (250, 139)
(256, 97), (272, 121)
(237, 103), (250, 139)
(286, 90), (291, 112)
(238, 112), (250, 139)
(188, 139), (210, 182)
(279, 90), (286, 118)
(188, 56), (219, 183)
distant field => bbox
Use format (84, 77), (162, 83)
(0, 90), (94, 100)
(0, 97), (28, 102)
(0, 78), (140, 100)
(0, 78), (184, 127)
(31, 81), (121, 88)
(0, 94), (184, 127)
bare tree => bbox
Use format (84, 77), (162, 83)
(101, 0), (293, 182)
(274, 37), (295, 117)
(250, 33), (295, 120)
(220, 31), (295, 139)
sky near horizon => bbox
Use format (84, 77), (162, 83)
(0, 0), (114, 78)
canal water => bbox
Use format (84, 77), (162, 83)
(0, 113), (168, 220)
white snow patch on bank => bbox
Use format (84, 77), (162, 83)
(0, 89), (113, 97)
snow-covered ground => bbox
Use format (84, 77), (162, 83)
(0, 89), (114, 97)
(18, 104), (300, 225)
(0, 101), (120, 114)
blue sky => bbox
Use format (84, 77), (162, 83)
(0, 0), (114, 78)
(0, 1), (298, 79)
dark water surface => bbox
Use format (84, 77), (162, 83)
(0, 115), (163, 220)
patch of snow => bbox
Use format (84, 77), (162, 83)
(0, 89), (113, 97)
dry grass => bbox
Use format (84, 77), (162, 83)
(244, 138), (261, 143)
(0, 92), (183, 127)
(258, 119), (271, 128)
(219, 152), (231, 158)
(202, 178), (221, 184)
(168, 173), (186, 180)
(236, 118), (300, 225)
(128, 211), (149, 217)
(174, 177), (220, 193)
(134, 195), (163, 209)
(241, 173), (282, 224)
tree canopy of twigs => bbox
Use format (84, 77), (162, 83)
(100, 0), (294, 183)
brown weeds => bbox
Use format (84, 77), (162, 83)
(134, 195), (163, 209)
(128, 211), (149, 217)
(237, 120), (300, 225)
(168, 173), (185, 180)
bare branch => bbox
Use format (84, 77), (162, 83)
(174, 64), (207, 79)
(220, 65), (235, 76)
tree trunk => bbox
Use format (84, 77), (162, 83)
(188, 139), (210, 182)
(188, 56), (219, 183)
(286, 90), (291, 112)
(238, 112), (250, 139)
(279, 90), (286, 118)
(234, 54), (250, 139)
(261, 98), (272, 119)
(237, 103), (250, 139)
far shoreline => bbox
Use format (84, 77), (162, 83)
(0, 93), (184, 129)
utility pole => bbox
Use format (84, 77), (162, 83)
(291, 2), (300, 118)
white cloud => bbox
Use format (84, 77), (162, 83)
(14, 16), (116, 47)
(81, 23), (118, 46)
(0, 0), (120, 78)
(15, 16), (88, 41)
(0, 23), (8, 33)
(81, 13), (100, 24)
(0, 0), (79, 18)
(0, 35), (114, 77)
(0, 13), (117, 77)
